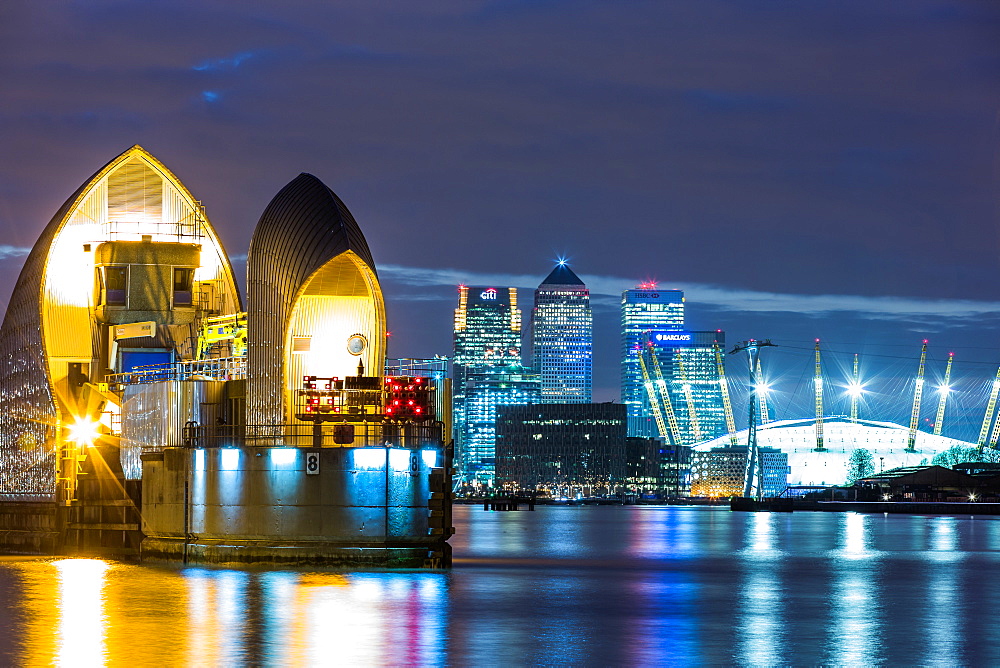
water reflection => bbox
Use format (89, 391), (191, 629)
(185, 569), (249, 665)
(1, 508), (1000, 665)
(55, 559), (108, 667)
(738, 512), (784, 665)
(828, 513), (883, 665)
(189, 570), (449, 665)
(925, 517), (961, 664)
(6, 560), (448, 666)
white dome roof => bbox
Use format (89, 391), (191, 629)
(692, 417), (973, 486)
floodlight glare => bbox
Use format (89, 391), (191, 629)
(67, 419), (100, 446)
(846, 381), (865, 398)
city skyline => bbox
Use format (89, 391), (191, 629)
(1, 3), (998, 436)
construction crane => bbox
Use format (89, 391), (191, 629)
(932, 352), (954, 436)
(814, 340), (825, 451)
(637, 345), (681, 445)
(977, 367), (1000, 453)
(713, 343), (738, 446)
(675, 351), (704, 442)
(755, 358), (771, 425)
(647, 345), (683, 443)
(906, 340), (929, 452)
(638, 348), (668, 441)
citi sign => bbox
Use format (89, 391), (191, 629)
(480, 288), (498, 300)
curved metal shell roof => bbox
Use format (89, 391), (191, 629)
(248, 173), (376, 283)
(0, 145), (242, 495)
(246, 173), (381, 425)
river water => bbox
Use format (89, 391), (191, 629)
(1, 505), (999, 666)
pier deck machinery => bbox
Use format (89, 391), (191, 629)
(0, 149), (454, 567)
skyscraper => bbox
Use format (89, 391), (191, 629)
(621, 285), (685, 437)
(531, 262), (592, 403)
(645, 329), (729, 445)
(462, 369), (540, 486)
(452, 286), (526, 484)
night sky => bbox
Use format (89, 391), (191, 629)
(2, 2), (999, 439)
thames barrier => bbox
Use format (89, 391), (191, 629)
(0, 146), (453, 567)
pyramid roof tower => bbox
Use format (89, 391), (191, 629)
(538, 262), (585, 288)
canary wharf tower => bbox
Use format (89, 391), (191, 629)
(452, 286), (523, 483)
(621, 285), (684, 437)
(531, 262), (592, 403)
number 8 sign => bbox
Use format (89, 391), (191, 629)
(305, 451), (320, 475)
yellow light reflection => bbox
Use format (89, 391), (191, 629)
(54, 559), (110, 667)
(185, 570), (249, 666)
(67, 419), (101, 446)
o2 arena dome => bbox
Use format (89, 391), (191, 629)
(692, 417), (975, 487)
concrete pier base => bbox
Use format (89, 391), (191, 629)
(0, 502), (60, 555)
(140, 445), (453, 568)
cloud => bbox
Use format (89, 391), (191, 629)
(0, 245), (30, 259)
(193, 52), (255, 71)
(379, 264), (1000, 320)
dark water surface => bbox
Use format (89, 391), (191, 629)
(1, 505), (999, 666)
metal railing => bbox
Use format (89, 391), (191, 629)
(102, 214), (203, 243)
(179, 421), (445, 449)
(108, 357), (246, 389)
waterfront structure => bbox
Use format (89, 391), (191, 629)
(461, 368), (540, 486)
(621, 285), (684, 437)
(530, 263), (592, 403)
(246, 173), (386, 426)
(495, 402), (627, 495)
(625, 439), (692, 498)
(691, 445), (788, 498)
(645, 330), (729, 445)
(856, 465), (1000, 500)
(0, 145), (241, 502)
(693, 417), (970, 487)
(452, 286), (522, 483)
(494, 403), (691, 497)
(0, 148), (452, 566)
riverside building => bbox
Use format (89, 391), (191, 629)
(495, 402), (627, 495)
(452, 286), (523, 486)
(530, 262), (592, 403)
(620, 285), (684, 437)
(646, 330), (729, 445)
(462, 368), (540, 486)
(494, 402), (690, 497)
(690, 445), (788, 498)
